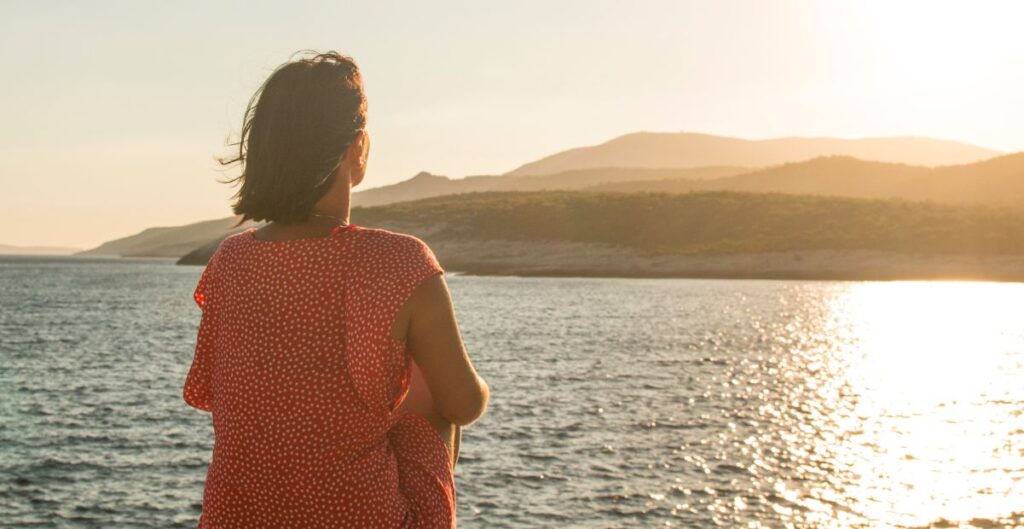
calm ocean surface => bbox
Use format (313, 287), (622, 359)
(1, 255), (1022, 528)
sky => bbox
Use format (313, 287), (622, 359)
(2, 0), (1023, 249)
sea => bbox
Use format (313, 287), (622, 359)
(1, 255), (1022, 529)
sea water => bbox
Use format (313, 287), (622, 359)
(1, 255), (1022, 528)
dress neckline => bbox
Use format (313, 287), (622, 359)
(246, 223), (358, 244)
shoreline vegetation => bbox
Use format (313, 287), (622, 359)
(172, 190), (1024, 282)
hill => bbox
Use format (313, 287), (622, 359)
(505, 132), (1000, 176)
(76, 215), (258, 257)
(904, 152), (1024, 204)
(79, 133), (1013, 259)
(587, 153), (1024, 206)
(352, 191), (1024, 256)
(179, 191), (1024, 281)
(352, 166), (745, 208)
(81, 166), (745, 257)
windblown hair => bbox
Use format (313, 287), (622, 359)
(220, 50), (367, 227)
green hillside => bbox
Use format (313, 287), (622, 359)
(353, 190), (1024, 256)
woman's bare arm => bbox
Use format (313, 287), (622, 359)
(400, 274), (489, 426)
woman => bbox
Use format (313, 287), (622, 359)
(182, 50), (489, 529)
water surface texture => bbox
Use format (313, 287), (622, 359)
(1, 255), (1022, 528)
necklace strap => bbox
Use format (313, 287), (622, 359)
(310, 212), (349, 226)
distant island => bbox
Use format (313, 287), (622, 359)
(0, 243), (82, 256)
(76, 215), (259, 259)
(76, 131), (1024, 281)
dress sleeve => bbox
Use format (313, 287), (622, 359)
(344, 232), (446, 418)
(397, 235), (445, 307)
(193, 252), (217, 311)
(184, 248), (223, 411)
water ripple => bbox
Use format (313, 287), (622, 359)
(1, 258), (1022, 528)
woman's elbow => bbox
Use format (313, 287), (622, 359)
(443, 377), (490, 426)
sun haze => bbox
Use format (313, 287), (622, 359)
(1, 0), (1022, 249)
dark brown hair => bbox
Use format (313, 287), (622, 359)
(220, 50), (367, 227)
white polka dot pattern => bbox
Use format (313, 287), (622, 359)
(183, 224), (455, 528)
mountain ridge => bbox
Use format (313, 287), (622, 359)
(505, 132), (1000, 176)
(585, 152), (1024, 206)
(76, 131), (1017, 258)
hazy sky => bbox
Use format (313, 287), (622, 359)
(2, 0), (1023, 249)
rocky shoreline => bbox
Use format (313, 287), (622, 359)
(178, 234), (1024, 282)
(428, 240), (1024, 282)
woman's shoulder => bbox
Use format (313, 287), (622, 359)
(195, 229), (270, 274)
(352, 226), (442, 273)
(352, 226), (433, 254)
(222, 229), (252, 247)
(208, 229), (252, 259)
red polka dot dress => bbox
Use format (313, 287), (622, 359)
(183, 224), (455, 528)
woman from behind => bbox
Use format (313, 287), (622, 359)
(182, 50), (489, 529)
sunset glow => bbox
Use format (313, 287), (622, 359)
(827, 282), (1024, 526)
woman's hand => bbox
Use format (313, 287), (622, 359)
(398, 359), (464, 469)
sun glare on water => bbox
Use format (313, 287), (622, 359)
(820, 281), (1024, 527)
